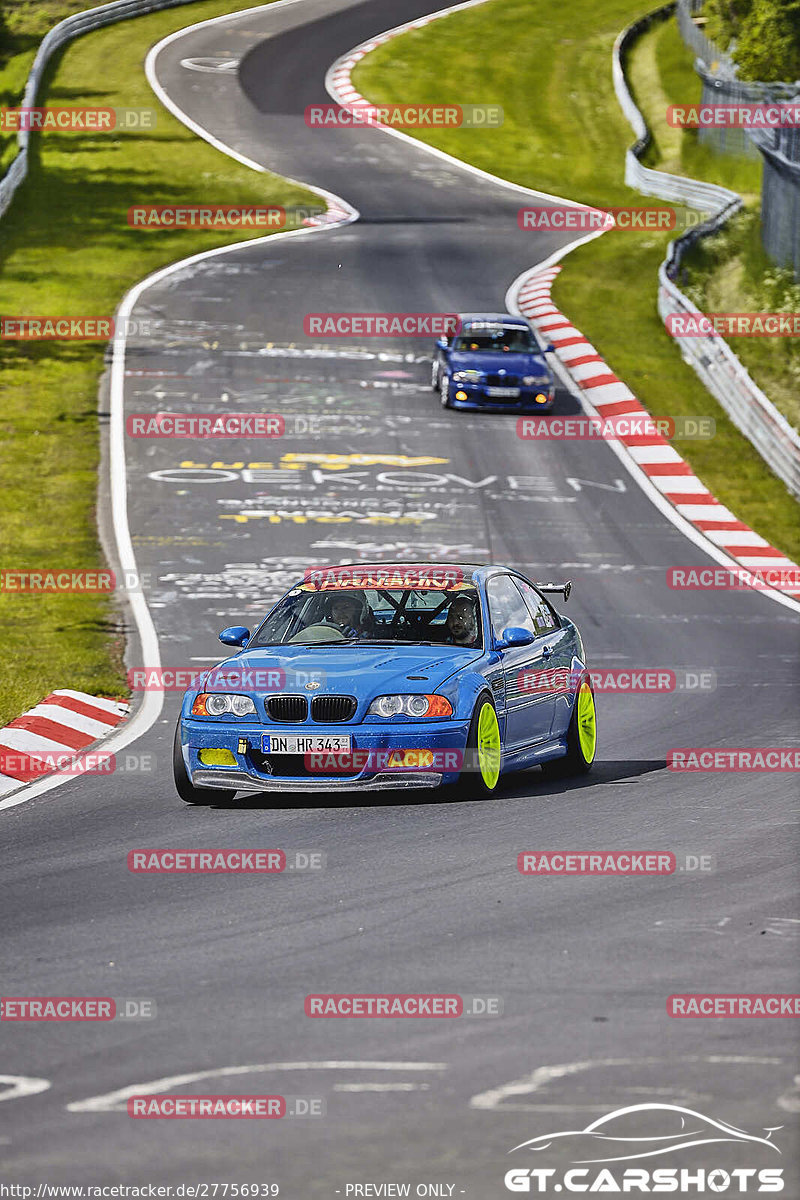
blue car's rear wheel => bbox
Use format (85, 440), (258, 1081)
(452, 693), (501, 799)
(173, 721), (236, 805)
(542, 675), (596, 777)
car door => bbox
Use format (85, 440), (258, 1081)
(485, 574), (555, 750)
(513, 578), (575, 738)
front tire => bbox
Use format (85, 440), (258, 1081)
(542, 675), (596, 777)
(440, 373), (452, 408)
(173, 721), (237, 805)
(451, 693), (502, 799)
(431, 358), (441, 391)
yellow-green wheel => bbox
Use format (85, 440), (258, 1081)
(542, 673), (597, 777)
(576, 680), (597, 764)
(453, 695), (502, 798)
(476, 699), (501, 790)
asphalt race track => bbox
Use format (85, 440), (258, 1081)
(2, 0), (799, 1192)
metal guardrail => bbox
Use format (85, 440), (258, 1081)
(612, 5), (800, 500)
(0, 0), (197, 220)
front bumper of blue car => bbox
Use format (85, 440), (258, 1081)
(448, 381), (555, 411)
(180, 717), (472, 792)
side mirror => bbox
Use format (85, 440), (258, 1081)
(219, 625), (250, 648)
(497, 626), (536, 649)
(544, 342), (555, 354)
(436, 336), (450, 350)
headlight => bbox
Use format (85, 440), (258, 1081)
(368, 694), (453, 718)
(452, 371), (482, 382)
(191, 693), (256, 717)
(523, 375), (550, 385)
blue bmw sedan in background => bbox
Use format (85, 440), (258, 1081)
(432, 313), (556, 412)
(173, 563), (596, 804)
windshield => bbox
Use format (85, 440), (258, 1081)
(453, 327), (536, 353)
(250, 584), (483, 648)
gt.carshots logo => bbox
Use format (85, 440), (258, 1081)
(503, 1103), (785, 1193)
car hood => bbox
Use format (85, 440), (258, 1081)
(448, 350), (550, 375)
(206, 644), (483, 695)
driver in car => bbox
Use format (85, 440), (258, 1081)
(324, 592), (370, 638)
(445, 595), (479, 646)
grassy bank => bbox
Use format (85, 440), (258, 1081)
(353, 0), (799, 562)
(628, 15), (799, 435)
(0, 0), (318, 726)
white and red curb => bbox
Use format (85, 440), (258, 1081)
(516, 265), (800, 601)
(0, 690), (130, 796)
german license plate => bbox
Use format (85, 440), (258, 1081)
(486, 386), (520, 397)
(261, 733), (352, 754)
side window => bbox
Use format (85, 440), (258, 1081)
(486, 575), (537, 640)
(515, 579), (559, 635)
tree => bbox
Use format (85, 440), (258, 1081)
(704, 0), (800, 81)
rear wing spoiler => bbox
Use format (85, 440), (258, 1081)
(537, 581), (571, 602)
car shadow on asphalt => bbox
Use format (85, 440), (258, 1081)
(206, 759), (667, 810)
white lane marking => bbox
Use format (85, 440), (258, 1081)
(180, 57), (240, 72)
(2, 0), (360, 814)
(333, 1082), (431, 1092)
(506, 264), (800, 617)
(0, 1075), (52, 1102)
(68, 1061), (447, 1112)
(470, 1056), (785, 1113)
(777, 1075), (800, 1112)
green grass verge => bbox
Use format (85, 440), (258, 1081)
(629, 16), (800, 436)
(0, 0), (319, 727)
(353, 0), (799, 565)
